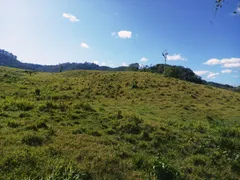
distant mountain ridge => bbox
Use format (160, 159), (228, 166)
(0, 49), (119, 72)
(0, 49), (238, 91)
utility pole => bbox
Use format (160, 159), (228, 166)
(162, 50), (168, 74)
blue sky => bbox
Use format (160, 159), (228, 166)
(0, 0), (239, 86)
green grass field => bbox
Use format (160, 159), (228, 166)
(0, 66), (240, 179)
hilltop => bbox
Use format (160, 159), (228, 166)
(0, 66), (240, 179)
(0, 49), (238, 92)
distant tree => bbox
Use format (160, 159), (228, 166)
(59, 64), (63, 72)
(163, 65), (203, 84)
(128, 63), (140, 71)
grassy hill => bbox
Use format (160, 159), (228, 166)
(0, 66), (240, 179)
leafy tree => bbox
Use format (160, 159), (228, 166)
(215, 0), (239, 15)
(59, 64), (63, 73)
(128, 63), (140, 71)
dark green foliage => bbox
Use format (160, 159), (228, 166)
(231, 160), (240, 174)
(7, 121), (21, 128)
(117, 110), (123, 119)
(36, 121), (48, 129)
(22, 134), (45, 146)
(164, 66), (202, 84)
(74, 102), (95, 112)
(3, 100), (34, 111)
(118, 115), (143, 134)
(153, 160), (181, 180)
(131, 81), (138, 89)
(133, 153), (148, 169)
(128, 63), (140, 71)
(35, 88), (40, 96)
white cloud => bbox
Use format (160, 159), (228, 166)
(167, 54), (186, 61)
(80, 42), (90, 49)
(93, 61), (99, 65)
(111, 32), (116, 36)
(122, 62), (128, 66)
(221, 69), (232, 73)
(117, 30), (132, 39)
(204, 58), (240, 68)
(223, 63), (240, 68)
(62, 13), (79, 22)
(233, 75), (239, 78)
(203, 58), (221, 65)
(101, 62), (106, 66)
(237, 6), (240, 14)
(140, 57), (148, 62)
(207, 72), (220, 79)
(194, 71), (209, 76)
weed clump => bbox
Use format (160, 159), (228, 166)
(7, 121), (21, 128)
(3, 100), (34, 111)
(46, 162), (92, 180)
(35, 88), (40, 96)
(22, 134), (45, 146)
(74, 102), (95, 112)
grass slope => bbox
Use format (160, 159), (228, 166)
(0, 66), (240, 179)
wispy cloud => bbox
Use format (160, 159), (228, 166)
(101, 62), (106, 66)
(140, 57), (148, 62)
(112, 30), (132, 39)
(62, 13), (79, 22)
(221, 69), (232, 74)
(207, 72), (220, 79)
(122, 62), (128, 66)
(223, 63), (240, 68)
(80, 42), (90, 49)
(167, 54), (186, 61)
(194, 70), (222, 79)
(93, 61), (99, 65)
(194, 71), (209, 76)
(204, 58), (240, 68)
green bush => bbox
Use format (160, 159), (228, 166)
(35, 88), (40, 96)
(74, 102), (95, 112)
(22, 134), (45, 146)
(7, 121), (21, 128)
(3, 100), (34, 111)
(153, 160), (181, 180)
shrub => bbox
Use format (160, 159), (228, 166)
(74, 102), (95, 112)
(119, 123), (141, 134)
(221, 128), (240, 138)
(3, 100), (34, 111)
(36, 121), (48, 129)
(39, 101), (57, 112)
(7, 121), (21, 128)
(35, 88), (40, 96)
(22, 134), (45, 146)
(19, 112), (30, 118)
(0, 112), (9, 117)
(153, 160), (181, 180)
(133, 153), (147, 169)
(231, 160), (240, 174)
